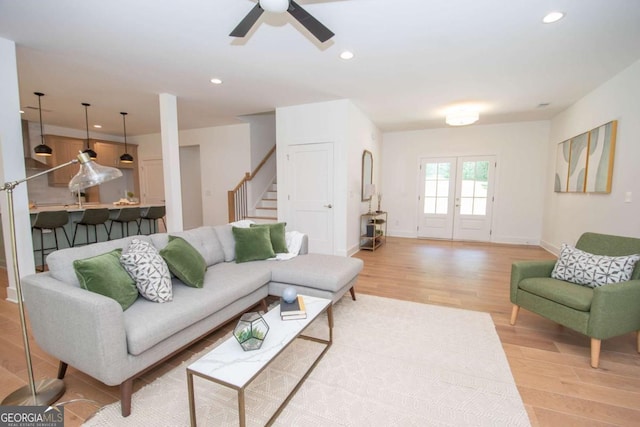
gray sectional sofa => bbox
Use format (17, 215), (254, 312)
(21, 224), (363, 416)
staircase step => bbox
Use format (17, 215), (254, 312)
(260, 199), (277, 208)
(246, 215), (278, 224)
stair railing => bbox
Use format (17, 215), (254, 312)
(228, 145), (276, 222)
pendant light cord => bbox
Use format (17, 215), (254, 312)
(37, 93), (45, 146)
(83, 103), (91, 149)
(121, 112), (128, 152)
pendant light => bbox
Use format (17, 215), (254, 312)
(33, 92), (53, 157)
(119, 112), (134, 164)
(82, 102), (97, 159)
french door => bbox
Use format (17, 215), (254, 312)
(418, 156), (495, 241)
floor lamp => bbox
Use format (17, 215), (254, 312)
(1, 151), (122, 406)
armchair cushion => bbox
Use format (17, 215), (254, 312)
(519, 277), (593, 311)
(551, 243), (640, 288)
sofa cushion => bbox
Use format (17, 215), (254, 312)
(123, 261), (272, 355)
(73, 249), (139, 311)
(213, 220), (254, 262)
(160, 236), (207, 288)
(48, 235), (152, 287)
(121, 238), (172, 303)
(150, 226), (224, 267)
(269, 254), (364, 292)
(251, 222), (288, 253)
(551, 243), (640, 288)
(519, 277), (594, 312)
(233, 226), (276, 263)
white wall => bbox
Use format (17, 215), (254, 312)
(179, 145), (203, 229)
(276, 99), (380, 256)
(179, 124), (250, 226)
(132, 124), (251, 227)
(241, 112), (277, 212)
(382, 121), (550, 244)
(542, 59), (640, 252)
(348, 102), (382, 254)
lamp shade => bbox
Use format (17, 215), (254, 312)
(68, 152), (122, 192)
(259, 0), (289, 13)
(33, 92), (53, 157)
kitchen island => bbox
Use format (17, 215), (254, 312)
(29, 203), (164, 268)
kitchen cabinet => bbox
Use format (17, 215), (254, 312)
(44, 135), (85, 187)
(93, 140), (137, 169)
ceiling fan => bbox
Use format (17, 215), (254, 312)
(230, 0), (334, 43)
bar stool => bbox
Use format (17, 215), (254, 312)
(138, 206), (166, 235)
(72, 208), (110, 246)
(32, 210), (70, 272)
(108, 207), (141, 240)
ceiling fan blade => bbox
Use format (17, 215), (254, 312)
(287, 0), (334, 43)
(230, 3), (264, 37)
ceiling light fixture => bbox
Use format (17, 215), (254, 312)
(445, 109), (479, 126)
(33, 92), (53, 157)
(93, 124), (102, 129)
(119, 112), (134, 164)
(259, 0), (289, 13)
(210, 78), (223, 85)
(82, 103), (97, 160)
(340, 51), (354, 60)
(542, 11), (565, 24)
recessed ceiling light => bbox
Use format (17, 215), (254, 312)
(340, 51), (354, 60)
(210, 78), (223, 85)
(542, 11), (565, 24)
(19, 110), (24, 114)
(93, 124), (102, 128)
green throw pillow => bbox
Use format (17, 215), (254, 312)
(73, 249), (138, 311)
(250, 222), (288, 253)
(159, 236), (207, 288)
(233, 226), (276, 263)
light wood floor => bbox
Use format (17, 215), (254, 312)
(1, 237), (639, 426)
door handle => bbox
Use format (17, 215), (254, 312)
(324, 204), (333, 208)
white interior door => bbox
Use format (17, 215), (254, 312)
(288, 142), (334, 254)
(140, 158), (165, 204)
(418, 156), (495, 241)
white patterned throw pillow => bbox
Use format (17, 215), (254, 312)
(121, 239), (173, 302)
(551, 243), (640, 288)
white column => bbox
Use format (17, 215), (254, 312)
(0, 38), (36, 302)
(158, 93), (183, 232)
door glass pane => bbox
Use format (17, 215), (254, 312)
(460, 161), (490, 216)
(474, 198), (487, 215)
(423, 162), (451, 214)
(424, 197), (436, 214)
(425, 163), (437, 179)
(425, 181), (437, 197)
(460, 197), (473, 215)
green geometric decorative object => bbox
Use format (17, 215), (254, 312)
(234, 312), (269, 351)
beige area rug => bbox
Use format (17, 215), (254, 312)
(84, 294), (529, 426)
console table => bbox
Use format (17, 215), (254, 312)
(360, 211), (387, 251)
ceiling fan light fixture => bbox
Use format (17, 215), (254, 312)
(259, 0), (289, 13)
(445, 109), (479, 126)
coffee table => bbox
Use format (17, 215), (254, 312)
(186, 295), (333, 426)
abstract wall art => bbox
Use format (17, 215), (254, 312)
(586, 121), (617, 193)
(554, 120), (617, 194)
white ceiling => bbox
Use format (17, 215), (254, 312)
(1, 0), (640, 137)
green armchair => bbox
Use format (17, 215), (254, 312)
(510, 232), (640, 368)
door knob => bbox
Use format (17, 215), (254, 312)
(324, 204), (333, 208)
